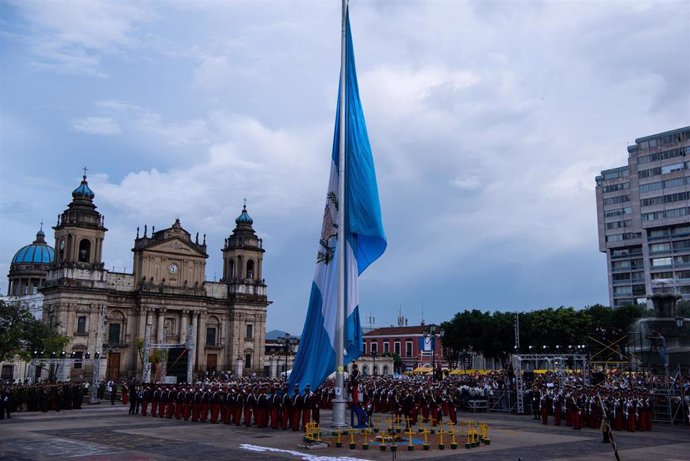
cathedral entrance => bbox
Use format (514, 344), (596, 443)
(207, 354), (217, 373)
(166, 347), (188, 383)
(106, 353), (120, 381)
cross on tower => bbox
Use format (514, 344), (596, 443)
(82, 166), (88, 178)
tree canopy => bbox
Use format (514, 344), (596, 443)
(441, 304), (652, 362)
(0, 300), (71, 361)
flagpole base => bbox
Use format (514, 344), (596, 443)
(330, 397), (349, 428)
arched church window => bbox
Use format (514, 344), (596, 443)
(247, 260), (255, 279)
(237, 256), (243, 278)
(229, 260), (235, 279)
(78, 239), (91, 262)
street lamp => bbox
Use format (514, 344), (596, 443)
(278, 334), (298, 380)
(676, 317), (685, 329)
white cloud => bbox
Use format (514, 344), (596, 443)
(450, 175), (481, 191)
(71, 116), (121, 135)
(7, 0), (152, 75)
(3, 0), (689, 330)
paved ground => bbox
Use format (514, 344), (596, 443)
(1, 403), (689, 461)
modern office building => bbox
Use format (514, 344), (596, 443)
(596, 126), (690, 307)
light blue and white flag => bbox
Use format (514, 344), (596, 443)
(289, 11), (386, 394)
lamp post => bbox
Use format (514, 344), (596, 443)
(372, 351), (377, 376)
(278, 334), (298, 380)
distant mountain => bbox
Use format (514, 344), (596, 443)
(266, 329), (298, 340)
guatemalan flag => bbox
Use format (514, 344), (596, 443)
(289, 11), (386, 394)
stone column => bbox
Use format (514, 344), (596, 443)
(180, 310), (189, 343)
(269, 355), (277, 379)
(235, 356), (243, 378)
(197, 313), (207, 371)
(157, 308), (166, 343)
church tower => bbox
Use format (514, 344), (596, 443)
(222, 203), (265, 286)
(53, 174), (107, 268)
(222, 203), (269, 376)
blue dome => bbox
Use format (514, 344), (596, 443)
(72, 175), (95, 199)
(235, 205), (253, 225)
(12, 230), (54, 264)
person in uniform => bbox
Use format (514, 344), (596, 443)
(128, 385), (138, 415)
(210, 386), (220, 424)
(301, 384), (312, 431)
(291, 385), (303, 431)
(281, 385), (292, 430)
(200, 387), (210, 422)
(540, 390), (550, 425)
(151, 387), (160, 417)
(271, 385), (282, 429)
(191, 386), (202, 422)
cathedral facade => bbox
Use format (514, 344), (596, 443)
(32, 175), (270, 382)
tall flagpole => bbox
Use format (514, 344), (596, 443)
(332, 0), (348, 428)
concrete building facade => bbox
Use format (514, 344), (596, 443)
(596, 126), (690, 307)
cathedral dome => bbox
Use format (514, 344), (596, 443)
(72, 175), (95, 200)
(12, 229), (54, 264)
(235, 204), (253, 225)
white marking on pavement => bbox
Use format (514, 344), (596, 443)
(240, 444), (369, 461)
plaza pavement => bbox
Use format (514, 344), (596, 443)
(1, 403), (688, 461)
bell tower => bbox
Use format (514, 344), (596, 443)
(222, 203), (265, 290)
(222, 203), (269, 376)
(53, 173), (107, 268)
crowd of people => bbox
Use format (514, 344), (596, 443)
(0, 382), (86, 417)
(2, 365), (688, 434)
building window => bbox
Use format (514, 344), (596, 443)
(363, 342), (367, 354)
(383, 342), (390, 354)
(108, 323), (121, 345)
(371, 342), (378, 354)
(164, 318), (175, 338)
(394, 341), (401, 355)
(228, 260), (235, 278)
(650, 243), (671, 253)
(405, 341), (413, 358)
(77, 316), (87, 334)
(246, 324), (253, 339)
(245, 353), (252, 370)
(78, 239), (91, 262)
(206, 327), (217, 346)
(651, 257), (672, 267)
(247, 260), (255, 279)
(383, 365), (389, 376)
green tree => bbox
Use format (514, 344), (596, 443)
(0, 300), (71, 361)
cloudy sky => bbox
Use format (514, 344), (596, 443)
(1, 0), (688, 334)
